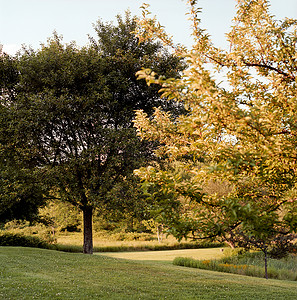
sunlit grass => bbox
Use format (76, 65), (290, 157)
(55, 231), (222, 252)
(1, 246), (297, 299)
(56, 231), (182, 247)
(99, 247), (225, 262)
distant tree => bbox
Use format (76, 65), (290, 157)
(2, 12), (183, 253)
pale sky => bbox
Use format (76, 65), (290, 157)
(1, 0), (297, 55)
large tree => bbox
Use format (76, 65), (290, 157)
(1, 13), (183, 253)
(133, 0), (297, 252)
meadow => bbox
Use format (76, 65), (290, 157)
(1, 246), (297, 299)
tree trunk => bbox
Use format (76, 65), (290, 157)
(264, 248), (268, 279)
(83, 206), (93, 254)
(157, 224), (163, 243)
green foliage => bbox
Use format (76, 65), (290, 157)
(0, 168), (46, 223)
(106, 231), (154, 242)
(91, 11), (185, 117)
(0, 53), (47, 223)
(39, 200), (82, 233)
(0, 232), (51, 249)
(3, 220), (56, 244)
(96, 176), (154, 232)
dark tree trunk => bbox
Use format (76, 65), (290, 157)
(83, 206), (93, 254)
(264, 248), (268, 279)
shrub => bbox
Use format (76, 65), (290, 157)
(0, 232), (52, 249)
(4, 220), (57, 244)
(109, 231), (155, 241)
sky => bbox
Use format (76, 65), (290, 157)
(1, 0), (297, 55)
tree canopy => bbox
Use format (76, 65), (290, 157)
(0, 53), (48, 223)
(133, 0), (297, 251)
(0, 12), (183, 253)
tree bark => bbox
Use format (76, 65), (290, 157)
(83, 206), (93, 254)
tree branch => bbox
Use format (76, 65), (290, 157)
(243, 60), (295, 81)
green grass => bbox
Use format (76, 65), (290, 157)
(1, 247), (297, 299)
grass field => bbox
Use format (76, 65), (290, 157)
(100, 247), (225, 262)
(1, 246), (297, 299)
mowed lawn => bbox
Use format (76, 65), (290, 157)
(100, 247), (225, 262)
(1, 247), (297, 300)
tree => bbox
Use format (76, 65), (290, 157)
(2, 13), (183, 253)
(133, 0), (297, 259)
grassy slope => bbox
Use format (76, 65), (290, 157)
(1, 247), (297, 300)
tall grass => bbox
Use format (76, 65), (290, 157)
(173, 250), (297, 281)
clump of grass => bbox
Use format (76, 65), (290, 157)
(173, 251), (297, 281)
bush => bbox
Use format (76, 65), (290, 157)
(222, 247), (247, 257)
(4, 220), (56, 244)
(0, 232), (52, 249)
(109, 232), (155, 241)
